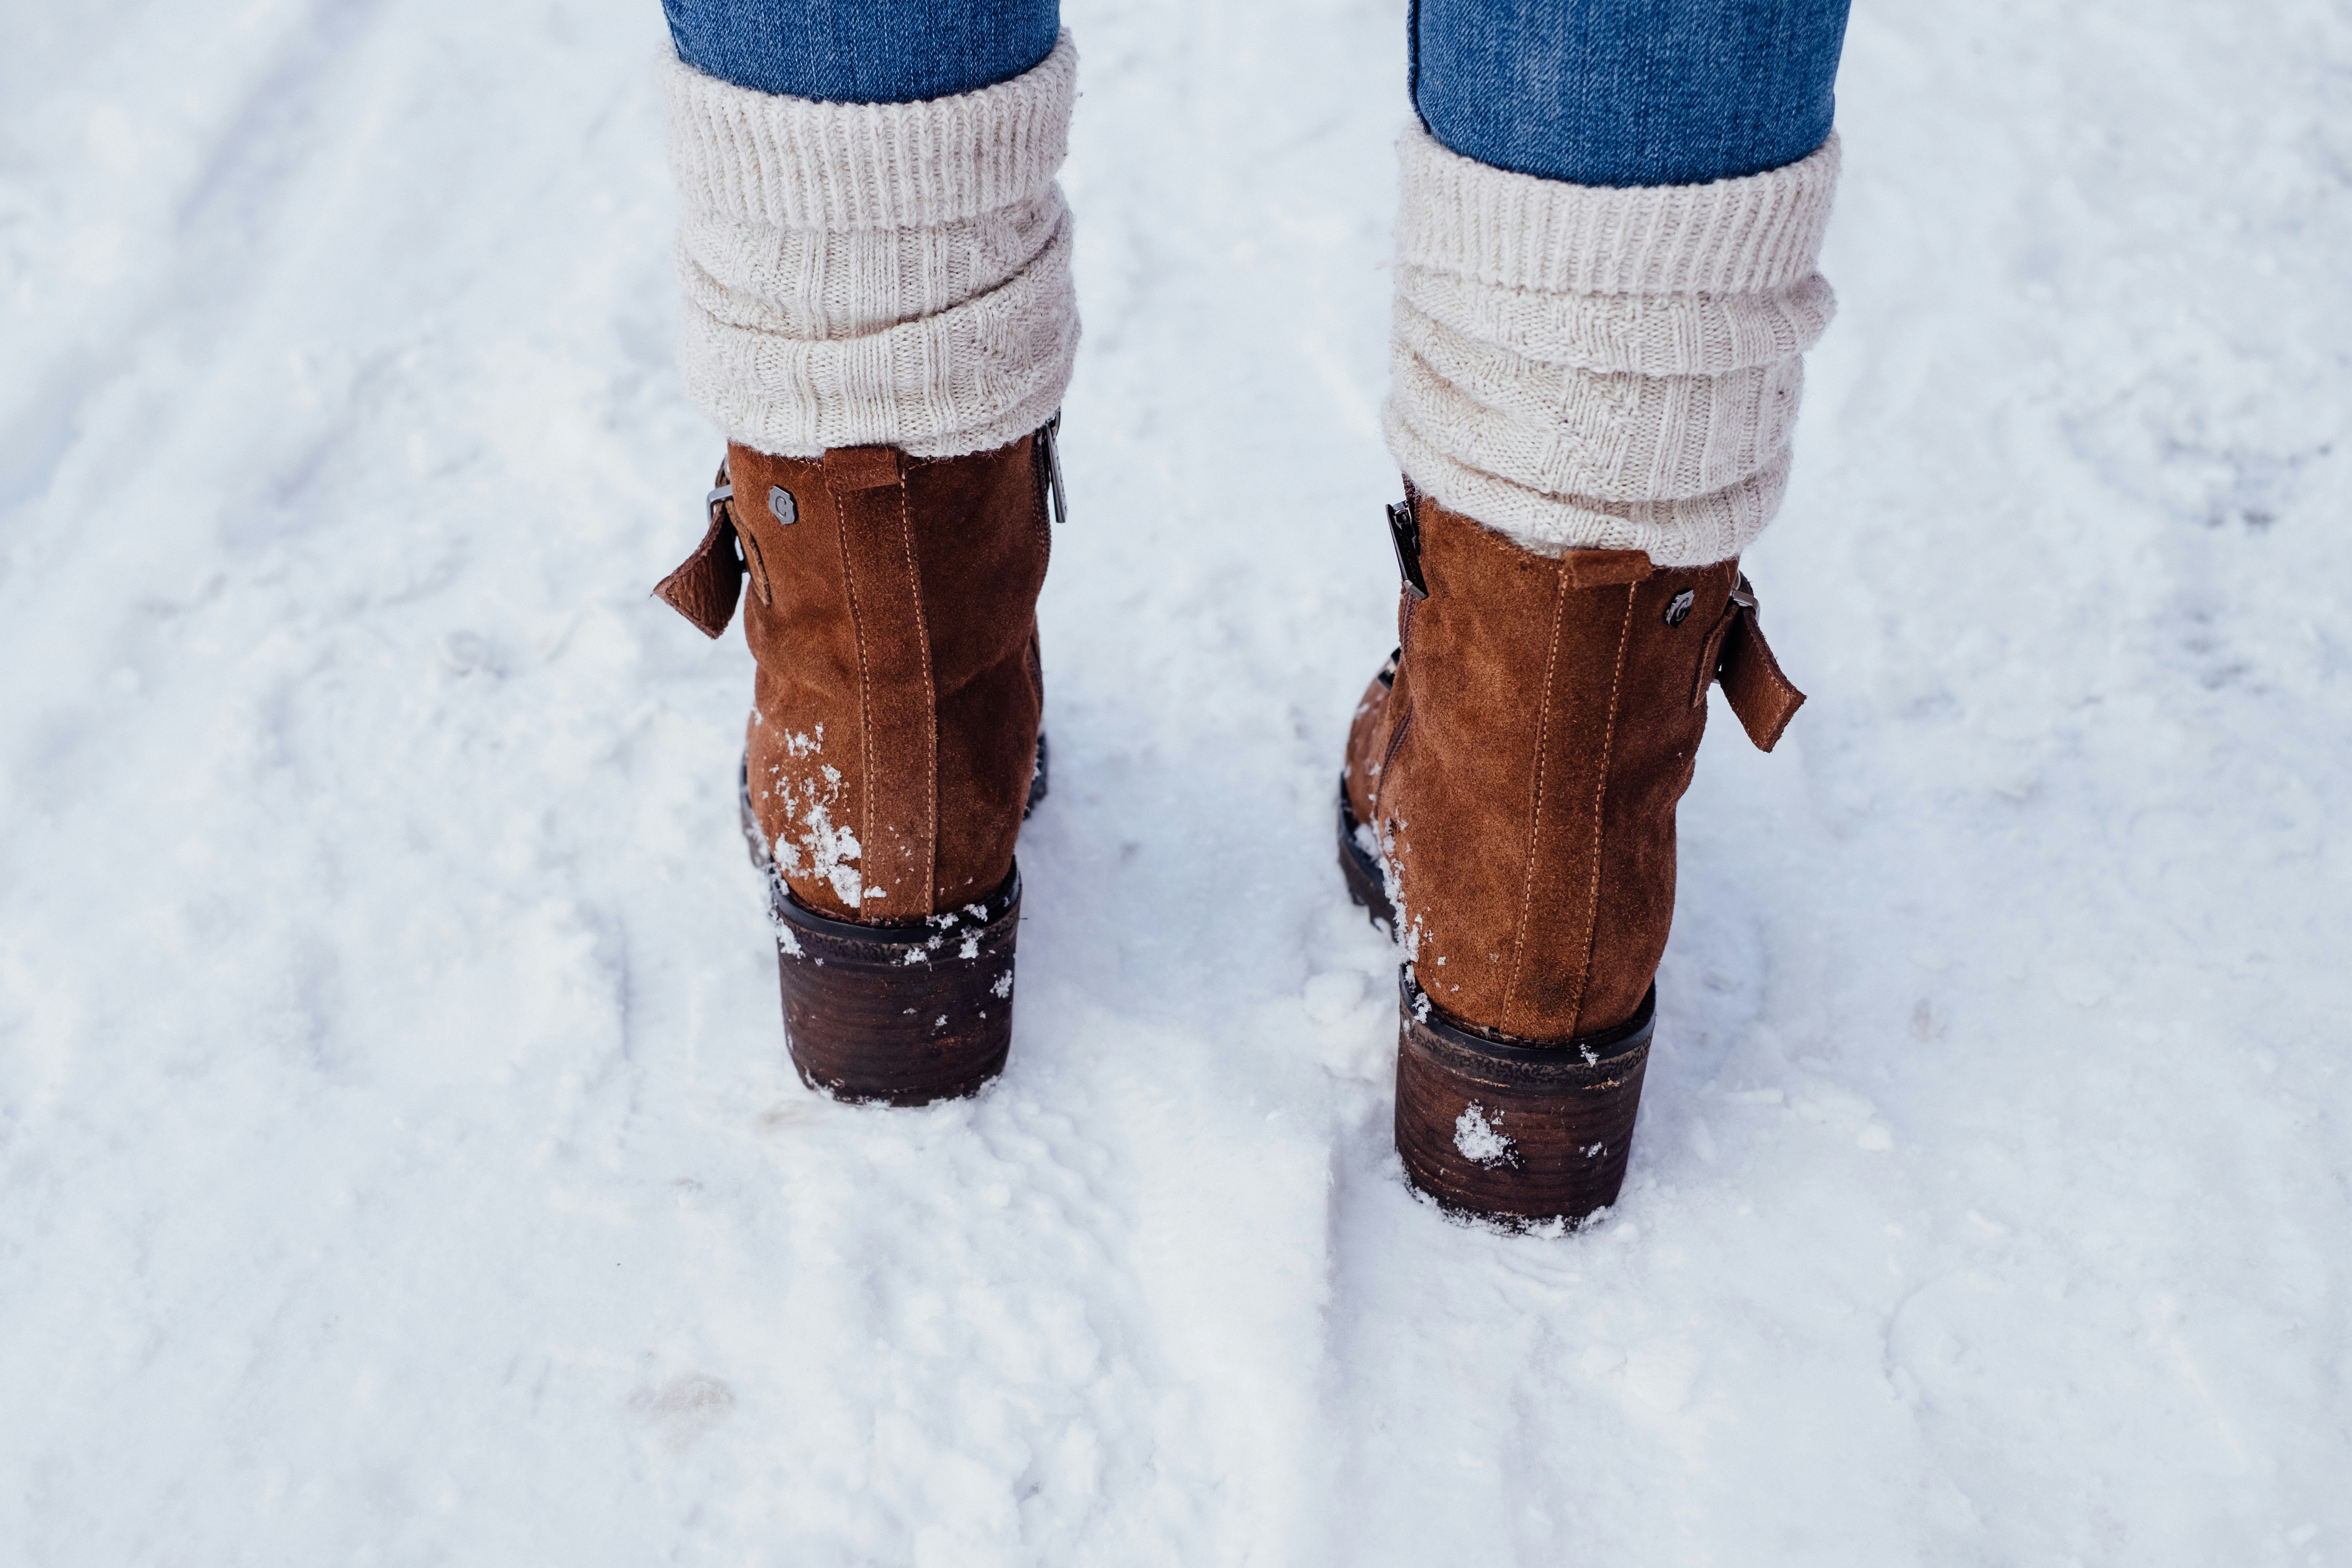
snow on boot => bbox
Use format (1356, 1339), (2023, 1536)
(653, 36), (1078, 1102)
(657, 434), (1056, 1103)
(1341, 494), (1802, 1223)
(1347, 120), (1835, 1224)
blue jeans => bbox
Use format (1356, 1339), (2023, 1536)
(661, 0), (1851, 187)
(1412, 0), (1850, 185)
(660, 0), (1058, 105)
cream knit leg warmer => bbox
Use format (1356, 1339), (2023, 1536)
(1384, 126), (1840, 567)
(662, 33), (1078, 459)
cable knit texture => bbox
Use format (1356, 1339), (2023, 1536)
(1385, 125), (1840, 566)
(664, 33), (1078, 459)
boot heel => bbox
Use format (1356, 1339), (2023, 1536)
(768, 869), (1021, 1106)
(1392, 971), (1654, 1227)
(742, 762), (1019, 1105)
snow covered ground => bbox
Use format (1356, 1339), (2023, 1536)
(4, 0), (2350, 1560)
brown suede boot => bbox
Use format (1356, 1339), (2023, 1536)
(655, 421), (1062, 1105)
(1340, 488), (1804, 1225)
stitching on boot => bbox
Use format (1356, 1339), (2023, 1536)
(1499, 564), (1572, 1034)
(1567, 584), (1640, 1036)
(1031, 433), (1053, 558)
(1373, 706), (1413, 819)
(740, 520), (773, 608)
(823, 463), (879, 916)
(897, 465), (940, 913)
(1372, 591), (1421, 818)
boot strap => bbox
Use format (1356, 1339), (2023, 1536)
(653, 462), (752, 639)
(1694, 574), (1806, 751)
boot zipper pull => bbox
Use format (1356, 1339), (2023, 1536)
(1387, 497), (1429, 601)
(1039, 412), (1068, 526)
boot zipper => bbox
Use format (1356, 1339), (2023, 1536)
(1387, 490), (1428, 601)
(1037, 411), (1068, 527)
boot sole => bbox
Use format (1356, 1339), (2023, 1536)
(739, 742), (1044, 1106)
(1339, 776), (1654, 1226)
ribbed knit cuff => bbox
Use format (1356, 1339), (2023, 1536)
(1385, 126), (1840, 567)
(1395, 123), (1839, 297)
(664, 34), (1080, 460)
(662, 32), (1077, 231)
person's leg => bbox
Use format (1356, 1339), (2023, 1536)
(662, 0), (1056, 103)
(1346, 1), (1848, 1225)
(1411, 0), (1849, 187)
(1388, 0), (1849, 568)
(660, 2), (1076, 461)
(652, 1), (1075, 1103)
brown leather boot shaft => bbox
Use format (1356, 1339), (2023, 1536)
(1346, 496), (1799, 1042)
(726, 436), (1049, 923)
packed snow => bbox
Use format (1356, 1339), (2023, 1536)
(4, 0), (2349, 1562)
(1452, 1104), (1515, 1169)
